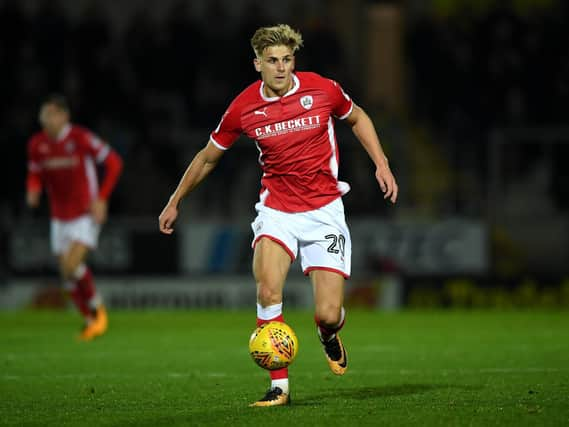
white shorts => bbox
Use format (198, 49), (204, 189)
(251, 198), (352, 278)
(50, 215), (101, 255)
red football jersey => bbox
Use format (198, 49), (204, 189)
(27, 124), (112, 220)
(210, 71), (354, 212)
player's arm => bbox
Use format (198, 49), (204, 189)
(26, 141), (42, 208)
(91, 147), (123, 224)
(159, 141), (225, 234)
(344, 103), (398, 203)
(26, 172), (42, 208)
(98, 148), (123, 201)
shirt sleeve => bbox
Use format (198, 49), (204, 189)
(27, 138), (42, 174)
(26, 138), (42, 192)
(327, 79), (354, 120)
(76, 128), (122, 200)
(209, 100), (242, 150)
(79, 129), (111, 163)
(98, 149), (123, 200)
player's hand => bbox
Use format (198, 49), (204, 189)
(376, 164), (398, 203)
(159, 204), (178, 235)
(91, 199), (108, 224)
(26, 191), (40, 208)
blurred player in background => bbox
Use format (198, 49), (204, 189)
(159, 24), (397, 406)
(26, 94), (123, 341)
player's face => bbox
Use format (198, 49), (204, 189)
(254, 45), (295, 97)
(39, 103), (69, 138)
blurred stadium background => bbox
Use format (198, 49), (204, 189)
(1, 0), (569, 311)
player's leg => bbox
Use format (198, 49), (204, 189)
(310, 270), (348, 375)
(51, 219), (91, 321)
(59, 243), (90, 319)
(249, 236), (293, 407)
(298, 198), (351, 375)
(56, 215), (106, 340)
(60, 241), (107, 341)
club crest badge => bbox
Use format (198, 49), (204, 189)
(300, 95), (313, 110)
(65, 141), (76, 153)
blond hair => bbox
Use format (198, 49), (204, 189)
(251, 24), (303, 58)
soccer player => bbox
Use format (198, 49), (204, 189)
(26, 94), (123, 341)
(158, 24), (398, 406)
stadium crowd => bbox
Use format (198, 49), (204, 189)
(406, 1), (569, 214)
(0, 0), (351, 220)
(1, 0), (567, 221)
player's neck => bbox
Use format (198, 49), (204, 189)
(263, 80), (294, 98)
(46, 123), (70, 141)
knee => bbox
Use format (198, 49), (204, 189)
(254, 266), (284, 307)
(315, 304), (342, 326)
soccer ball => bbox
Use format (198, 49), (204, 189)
(249, 321), (298, 370)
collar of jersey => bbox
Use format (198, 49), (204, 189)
(259, 73), (300, 102)
(52, 124), (71, 142)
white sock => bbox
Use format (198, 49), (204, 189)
(257, 302), (283, 320)
(88, 294), (103, 310)
(271, 378), (289, 394)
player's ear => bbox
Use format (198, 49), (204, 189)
(254, 57), (261, 73)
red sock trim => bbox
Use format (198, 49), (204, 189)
(315, 313), (346, 338)
(270, 368), (289, 380)
(67, 286), (90, 317)
(77, 267), (96, 300)
(256, 313), (284, 327)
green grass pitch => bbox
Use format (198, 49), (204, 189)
(1, 309), (568, 426)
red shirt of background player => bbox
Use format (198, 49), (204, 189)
(27, 124), (122, 220)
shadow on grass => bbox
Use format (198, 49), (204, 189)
(294, 383), (472, 406)
(110, 384), (483, 425)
